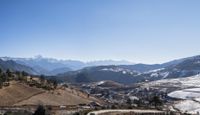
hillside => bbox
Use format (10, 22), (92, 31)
(0, 56), (133, 75)
(142, 74), (200, 114)
(0, 59), (37, 75)
(0, 70), (101, 107)
(119, 64), (165, 73)
(15, 88), (93, 106)
(137, 55), (200, 81)
(2, 55), (200, 85)
(56, 55), (200, 84)
(57, 66), (141, 84)
(0, 81), (44, 106)
(0, 81), (100, 106)
(141, 74), (200, 90)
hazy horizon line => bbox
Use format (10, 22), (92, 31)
(1, 54), (198, 65)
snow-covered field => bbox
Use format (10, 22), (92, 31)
(168, 88), (200, 99)
(168, 87), (200, 114)
(142, 74), (200, 114)
(143, 74), (200, 88)
(174, 100), (200, 114)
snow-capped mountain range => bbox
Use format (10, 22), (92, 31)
(1, 55), (200, 83)
(56, 55), (200, 84)
(0, 55), (134, 75)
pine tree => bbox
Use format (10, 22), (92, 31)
(0, 68), (2, 75)
(6, 69), (12, 80)
(151, 95), (162, 108)
(33, 105), (46, 115)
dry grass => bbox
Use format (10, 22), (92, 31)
(0, 81), (101, 107)
(0, 81), (44, 106)
(14, 86), (102, 106)
(14, 88), (92, 106)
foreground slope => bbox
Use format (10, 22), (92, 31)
(0, 81), (101, 107)
(14, 88), (96, 106)
(0, 81), (44, 106)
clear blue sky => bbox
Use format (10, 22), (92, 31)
(1, 0), (200, 64)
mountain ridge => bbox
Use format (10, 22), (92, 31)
(56, 55), (200, 84)
(0, 56), (134, 75)
(1, 55), (200, 83)
(0, 59), (37, 74)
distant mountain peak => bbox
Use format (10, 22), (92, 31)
(33, 55), (43, 59)
(0, 56), (135, 76)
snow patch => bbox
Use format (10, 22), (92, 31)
(97, 81), (105, 85)
(168, 88), (200, 99)
(147, 68), (165, 73)
(150, 73), (159, 77)
(174, 100), (200, 114)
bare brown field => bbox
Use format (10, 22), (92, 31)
(0, 81), (101, 108)
(14, 89), (93, 106)
(0, 81), (44, 106)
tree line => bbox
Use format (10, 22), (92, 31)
(0, 68), (58, 90)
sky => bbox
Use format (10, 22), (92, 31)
(0, 0), (200, 64)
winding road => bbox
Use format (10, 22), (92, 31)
(87, 109), (166, 115)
